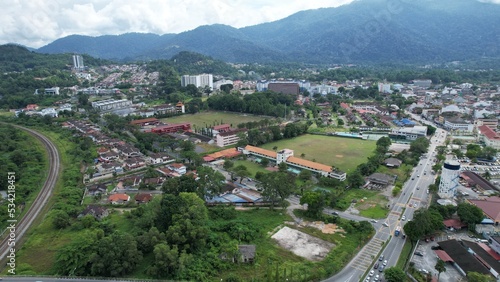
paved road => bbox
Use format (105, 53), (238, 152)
(0, 125), (61, 267)
(326, 126), (447, 282)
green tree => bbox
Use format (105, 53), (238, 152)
(147, 243), (180, 278)
(457, 202), (484, 227)
(298, 169), (312, 181)
(300, 190), (329, 218)
(89, 232), (143, 277)
(223, 160), (234, 171)
(260, 158), (270, 167)
(467, 272), (495, 282)
(347, 170), (365, 188)
(234, 164), (250, 183)
(162, 192), (209, 252)
(384, 267), (406, 282)
(196, 166), (225, 199)
(435, 259), (446, 281)
(51, 209), (71, 229)
(410, 137), (430, 155)
(278, 162), (288, 173)
(258, 172), (295, 209)
(55, 230), (98, 276)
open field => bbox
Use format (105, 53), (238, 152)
(233, 159), (269, 178)
(261, 134), (376, 172)
(160, 111), (272, 128)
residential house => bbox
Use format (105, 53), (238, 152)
(80, 205), (109, 220)
(108, 193), (130, 204)
(147, 153), (172, 165)
(87, 183), (107, 196)
(238, 245), (256, 263)
(383, 158), (403, 168)
(123, 157), (146, 170)
(135, 193), (153, 204)
(167, 163), (187, 175)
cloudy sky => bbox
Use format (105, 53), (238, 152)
(1, 0), (356, 48)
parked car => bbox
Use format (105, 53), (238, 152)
(378, 265), (384, 272)
(369, 270), (375, 277)
(414, 251), (424, 256)
(379, 255), (384, 261)
(383, 260), (388, 266)
(374, 263), (379, 269)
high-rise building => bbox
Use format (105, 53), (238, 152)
(438, 160), (461, 199)
(181, 74), (213, 89)
(72, 55), (84, 70)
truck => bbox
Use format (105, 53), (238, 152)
(395, 226), (401, 237)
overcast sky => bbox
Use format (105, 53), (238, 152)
(1, 0), (356, 48)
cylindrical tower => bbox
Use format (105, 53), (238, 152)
(438, 160), (461, 199)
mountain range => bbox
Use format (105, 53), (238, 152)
(35, 0), (500, 65)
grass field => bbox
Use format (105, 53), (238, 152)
(160, 111), (272, 128)
(261, 134), (376, 172)
(232, 159), (269, 178)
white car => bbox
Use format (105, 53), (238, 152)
(374, 274), (380, 281)
(371, 219), (378, 223)
(383, 260), (388, 266)
(402, 215), (406, 221)
(369, 270), (375, 277)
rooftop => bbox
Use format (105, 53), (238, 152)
(468, 197), (500, 222)
(245, 145), (277, 159)
(286, 156), (332, 173)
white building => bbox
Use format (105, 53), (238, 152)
(389, 126), (428, 141)
(91, 99), (132, 111)
(444, 117), (474, 133)
(72, 54), (84, 70)
(240, 145), (347, 181)
(438, 160), (461, 199)
(213, 79), (234, 91)
(215, 129), (247, 147)
(181, 74), (213, 90)
(44, 87), (60, 95)
(478, 125), (500, 150)
(378, 83), (391, 94)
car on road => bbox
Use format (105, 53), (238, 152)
(369, 270), (375, 277)
(414, 204), (418, 208)
(379, 255), (384, 261)
(402, 215), (406, 221)
(378, 265), (384, 272)
(383, 222), (389, 227)
(374, 263), (379, 269)
(332, 211), (339, 215)
(371, 219), (378, 223)
(383, 259), (388, 266)
(417, 186), (420, 190)
(374, 274), (380, 281)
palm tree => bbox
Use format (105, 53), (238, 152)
(435, 259), (446, 281)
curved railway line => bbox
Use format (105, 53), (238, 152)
(0, 125), (61, 264)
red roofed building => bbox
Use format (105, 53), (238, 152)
(443, 218), (467, 230)
(108, 193), (130, 204)
(468, 197), (500, 224)
(213, 124), (231, 133)
(135, 193), (153, 204)
(26, 104), (39, 111)
(151, 123), (191, 134)
(130, 118), (160, 126)
(478, 125), (500, 150)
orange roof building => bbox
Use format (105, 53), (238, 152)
(241, 145), (346, 181)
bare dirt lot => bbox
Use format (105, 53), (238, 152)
(271, 226), (334, 261)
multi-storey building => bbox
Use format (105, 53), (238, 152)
(181, 74), (213, 89)
(438, 160), (461, 199)
(72, 54), (84, 70)
(216, 128), (247, 147)
(91, 99), (132, 111)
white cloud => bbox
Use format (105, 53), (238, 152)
(0, 0), (353, 48)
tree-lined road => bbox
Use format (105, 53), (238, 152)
(0, 125), (61, 266)
(326, 128), (447, 282)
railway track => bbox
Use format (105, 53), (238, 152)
(0, 125), (61, 266)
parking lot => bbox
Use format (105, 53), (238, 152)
(411, 231), (475, 282)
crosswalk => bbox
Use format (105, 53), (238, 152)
(351, 237), (385, 271)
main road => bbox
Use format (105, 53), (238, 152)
(326, 126), (447, 282)
(0, 125), (61, 265)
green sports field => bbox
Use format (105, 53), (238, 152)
(160, 111), (272, 128)
(261, 134), (376, 172)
